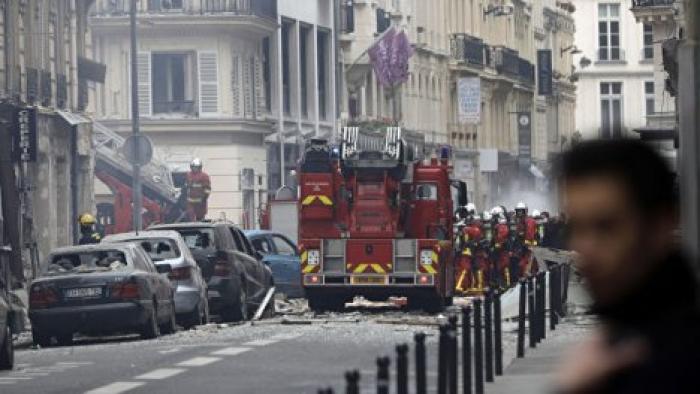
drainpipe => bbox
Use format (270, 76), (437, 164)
(70, 127), (80, 244)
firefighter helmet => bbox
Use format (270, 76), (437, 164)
(466, 203), (477, 214)
(482, 211), (492, 222)
(531, 209), (541, 218)
(515, 202), (528, 215)
(190, 158), (203, 169)
(79, 213), (97, 226)
(490, 206), (504, 217)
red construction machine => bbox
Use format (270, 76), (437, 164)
(298, 127), (468, 312)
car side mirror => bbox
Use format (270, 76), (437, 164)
(156, 264), (172, 274)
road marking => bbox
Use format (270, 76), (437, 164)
(242, 339), (278, 347)
(211, 346), (252, 356)
(57, 361), (94, 366)
(135, 368), (186, 380)
(176, 356), (221, 367)
(271, 333), (303, 341)
(158, 347), (181, 354)
(85, 381), (145, 394)
(0, 377), (32, 380)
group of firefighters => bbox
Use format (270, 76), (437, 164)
(77, 159), (212, 245)
(454, 202), (550, 294)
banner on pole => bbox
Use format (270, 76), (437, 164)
(458, 77), (481, 124)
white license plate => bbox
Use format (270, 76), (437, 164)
(64, 287), (103, 299)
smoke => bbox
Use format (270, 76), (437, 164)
(499, 188), (558, 214)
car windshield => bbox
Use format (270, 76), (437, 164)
(46, 250), (129, 275)
(121, 238), (180, 261)
(177, 228), (216, 251)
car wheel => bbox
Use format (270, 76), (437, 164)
(223, 283), (248, 323)
(183, 303), (201, 330)
(140, 303), (160, 339)
(32, 328), (51, 348)
(0, 325), (14, 370)
(161, 302), (177, 335)
(55, 333), (73, 347)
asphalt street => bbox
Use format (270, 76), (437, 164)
(2, 309), (446, 394)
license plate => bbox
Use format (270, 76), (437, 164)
(64, 287), (103, 299)
(350, 276), (387, 285)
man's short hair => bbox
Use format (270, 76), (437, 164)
(559, 139), (677, 214)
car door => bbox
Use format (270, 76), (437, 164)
(269, 234), (303, 298)
(135, 247), (170, 312)
(229, 226), (267, 302)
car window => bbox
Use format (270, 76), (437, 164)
(272, 235), (297, 256)
(251, 237), (272, 254)
(228, 227), (245, 252)
(177, 228), (216, 251)
(134, 247), (157, 273)
(120, 238), (181, 262)
(236, 228), (256, 256)
(47, 250), (129, 275)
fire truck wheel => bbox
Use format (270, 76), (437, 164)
(307, 295), (346, 313)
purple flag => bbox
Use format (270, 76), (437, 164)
(368, 28), (413, 88)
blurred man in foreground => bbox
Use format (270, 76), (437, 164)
(556, 139), (699, 393)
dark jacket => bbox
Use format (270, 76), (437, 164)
(592, 251), (700, 393)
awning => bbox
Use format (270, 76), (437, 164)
(56, 110), (91, 126)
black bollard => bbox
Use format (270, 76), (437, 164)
(553, 265), (561, 326)
(517, 280), (526, 358)
(462, 307), (472, 394)
(484, 292), (494, 383)
(538, 272), (547, 342)
(438, 324), (449, 394)
(449, 325), (458, 394)
(415, 332), (427, 394)
(319, 388), (334, 394)
(345, 370), (360, 394)
(550, 267), (558, 330)
(528, 276), (536, 348)
(377, 356), (390, 394)
(474, 299), (484, 394)
(494, 291), (503, 375)
(397, 344), (409, 394)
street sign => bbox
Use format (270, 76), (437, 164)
(517, 112), (532, 170)
(123, 134), (153, 166)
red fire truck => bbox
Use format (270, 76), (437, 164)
(298, 127), (467, 312)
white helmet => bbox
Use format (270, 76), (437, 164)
(191, 158), (203, 168)
(482, 211), (492, 221)
(531, 209), (541, 218)
(491, 206), (504, 217)
(515, 202), (527, 210)
(466, 203), (477, 214)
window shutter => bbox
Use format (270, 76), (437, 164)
(242, 56), (252, 118)
(198, 51), (219, 115)
(137, 52), (152, 117)
(254, 56), (265, 119)
(232, 54), (241, 117)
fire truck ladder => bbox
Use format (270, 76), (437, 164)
(92, 121), (179, 206)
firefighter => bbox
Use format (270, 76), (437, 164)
(491, 206), (512, 288)
(456, 211), (483, 293)
(514, 202), (538, 279)
(532, 209), (545, 245)
(185, 158), (212, 221)
(78, 213), (101, 245)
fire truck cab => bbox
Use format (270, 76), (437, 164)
(298, 127), (466, 312)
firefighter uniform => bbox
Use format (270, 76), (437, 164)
(186, 159), (212, 221)
(456, 217), (483, 293)
(78, 213), (101, 245)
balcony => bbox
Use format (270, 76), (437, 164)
(495, 47), (520, 77)
(631, 0), (676, 23)
(93, 0), (277, 20)
(153, 100), (196, 116)
(450, 34), (486, 67)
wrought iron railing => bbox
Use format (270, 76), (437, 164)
(632, 0), (675, 7)
(495, 47), (519, 77)
(450, 34), (486, 66)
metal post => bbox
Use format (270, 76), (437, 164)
(494, 291), (503, 375)
(129, 0), (142, 232)
(474, 299), (484, 394)
(551, 266), (559, 330)
(484, 292), (494, 382)
(449, 324), (458, 394)
(415, 332), (427, 394)
(438, 325), (448, 394)
(528, 276), (536, 348)
(538, 272), (546, 342)
(462, 307), (472, 394)
(517, 280), (526, 357)
(345, 370), (360, 394)
(397, 344), (409, 394)
(377, 357), (390, 394)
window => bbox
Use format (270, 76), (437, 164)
(148, 0), (183, 11)
(415, 184), (438, 201)
(272, 235), (297, 256)
(342, 0), (355, 33)
(317, 30), (329, 120)
(251, 237), (273, 255)
(151, 53), (195, 115)
(600, 82), (623, 139)
(645, 81), (655, 116)
(598, 4), (622, 61)
(282, 22), (292, 116)
(262, 38), (271, 112)
(300, 25), (311, 118)
(643, 24), (653, 60)
(229, 228), (245, 252)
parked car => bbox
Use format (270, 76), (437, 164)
(150, 222), (274, 322)
(103, 231), (209, 329)
(0, 246), (15, 370)
(28, 243), (177, 346)
(244, 230), (303, 298)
